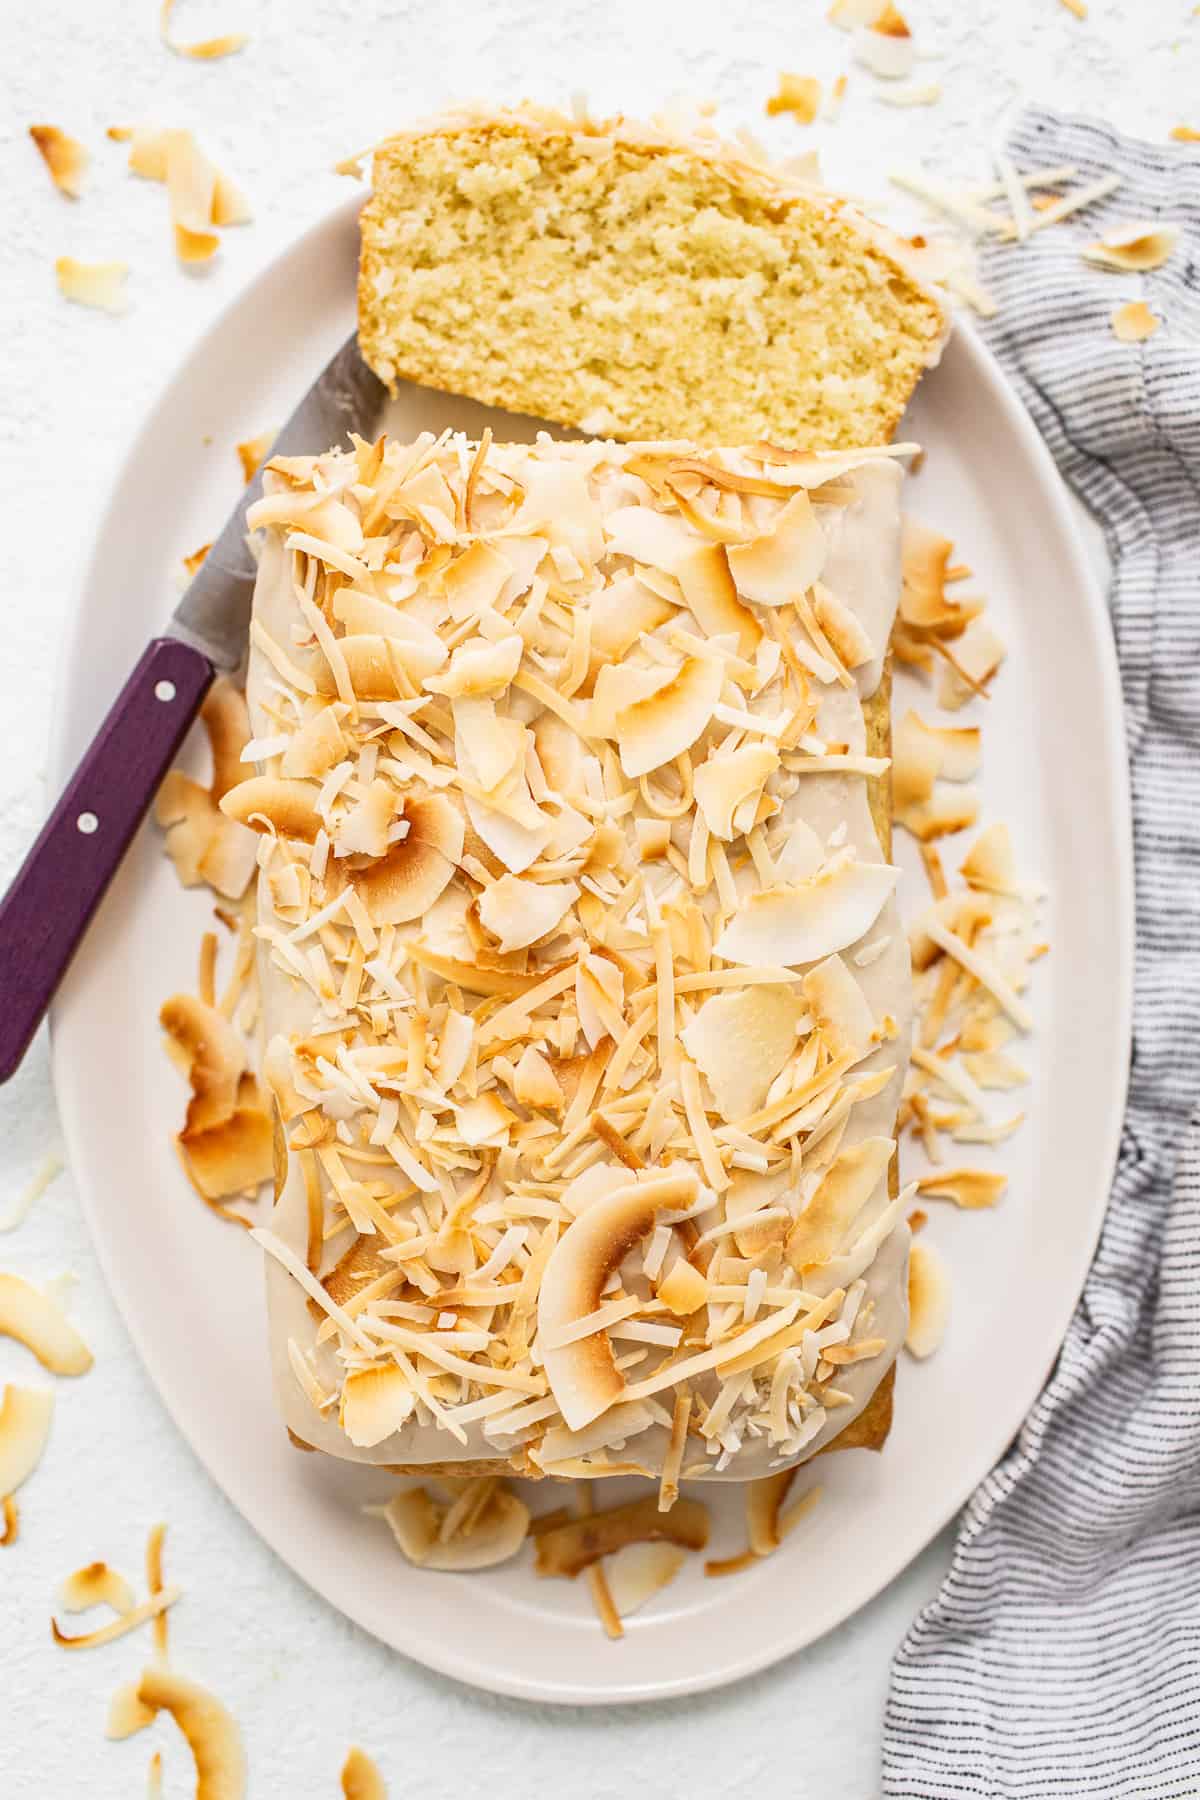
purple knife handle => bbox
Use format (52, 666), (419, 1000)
(0, 637), (215, 1082)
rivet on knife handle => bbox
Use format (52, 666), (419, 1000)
(0, 637), (214, 1083)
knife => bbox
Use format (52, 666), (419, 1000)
(0, 331), (389, 1082)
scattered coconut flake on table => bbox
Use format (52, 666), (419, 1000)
(52, 1584), (181, 1651)
(1170, 126), (1200, 143)
(1111, 299), (1161, 342)
(129, 1665), (247, 1798)
(54, 257), (128, 314)
(342, 1745), (388, 1799)
(876, 83), (941, 108)
(853, 3), (914, 80)
(159, 0), (248, 59)
(0, 1273), (92, 1375)
(122, 126), (251, 263)
(0, 1384), (55, 1509)
(1, 1151), (63, 1233)
(29, 125), (88, 197)
(765, 74), (822, 123)
(58, 1561), (137, 1617)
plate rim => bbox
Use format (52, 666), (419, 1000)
(47, 193), (1135, 1705)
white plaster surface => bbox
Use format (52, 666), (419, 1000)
(0, 2), (1192, 1793)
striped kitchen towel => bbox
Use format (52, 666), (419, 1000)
(883, 110), (1200, 1798)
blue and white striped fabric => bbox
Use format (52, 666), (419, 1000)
(883, 109), (1200, 1798)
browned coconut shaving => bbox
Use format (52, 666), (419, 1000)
(29, 125), (88, 197)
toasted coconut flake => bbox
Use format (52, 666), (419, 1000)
(1, 1151), (64, 1234)
(512, 1045), (564, 1111)
(1111, 300), (1160, 343)
(812, 584), (873, 669)
(0, 1384), (54, 1497)
(694, 743), (778, 841)
(59, 1561), (136, 1616)
(962, 1050), (1029, 1089)
(615, 655), (723, 778)
(877, 81), (941, 107)
(382, 1485), (530, 1570)
(766, 74), (822, 124)
(55, 257), (129, 314)
(936, 619), (1006, 711)
(106, 1683), (157, 1741)
(352, 793), (462, 924)
(220, 775), (321, 841)
(342, 1746), (388, 1800)
(681, 985), (805, 1122)
(605, 1541), (687, 1617)
(1170, 126), (1200, 143)
(854, 4), (914, 79)
(534, 1495), (709, 1578)
(801, 954), (876, 1062)
(479, 874), (578, 953)
(0, 1274), (92, 1376)
(828, 0), (886, 23)
(539, 1172), (697, 1430)
(786, 1137), (894, 1272)
(906, 1239), (950, 1357)
(30, 125), (88, 198)
(135, 1664), (247, 1799)
(235, 430), (274, 483)
(726, 491), (826, 605)
(160, 0), (248, 59)
(746, 1468), (797, 1555)
(53, 1585), (180, 1651)
(961, 822), (1019, 894)
(658, 1390), (691, 1513)
(340, 1366), (416, 1448)
(1082, 221), (1179, 272)
(428, 634), (523, 699)
(656, 1259), (708, 1315)
(915, 1166), (1007, 1209)
(716, 859), (897, 968)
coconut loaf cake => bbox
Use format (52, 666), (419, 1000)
(225, 429), (916, 1483)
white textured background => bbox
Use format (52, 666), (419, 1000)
(1, 2), (1194, 1794)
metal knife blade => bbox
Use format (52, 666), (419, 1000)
(168, 332), (389, 671)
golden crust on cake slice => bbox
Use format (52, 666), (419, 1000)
(358, 102), (949, 451)
(239, 431), (915, 1481)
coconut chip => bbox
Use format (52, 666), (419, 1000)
(133, 1665), (247, 1798)
(0, 1274), (92, 1376)
(766, 75), (822, 124)
(236, 430), (275, 482)
(160, 0), (248, 59)
(55, 257), (128, 314)
(1, 1151), (64, 1233)
(342, 1747), (388, 1800)
(0, 1383), (55, 1499)
(380, 1483), (530, 1570)
(1111, 301), (1161, 343)
(59, 1560), (137, 1616)
(52, 1585), (180, 1650)
(1082, 222), (1179, 273)
(854, 4), (914, 80)
(906, 1239), (950, 1357)
(604, 1540), (687, 1617)
(29, 125), (88, 198)
(915, 1166), (1007, 1210)
(534, 1495), (709, 1577)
